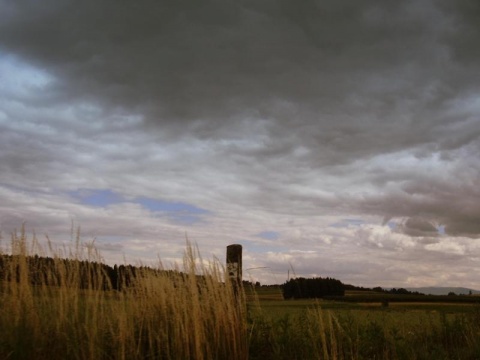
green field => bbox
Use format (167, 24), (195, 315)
(246, 287), (480, 359)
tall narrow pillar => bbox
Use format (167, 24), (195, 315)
(226, 244), (242, 286)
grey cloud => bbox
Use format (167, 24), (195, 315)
(2, 1), (475, 141)
(438, 0), (480, 66)
(398, 218), (439, 237)
(1, 0), (480, 287)
(354, 151), (480, 237)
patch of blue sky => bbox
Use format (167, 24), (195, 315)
(255, 231), (280, 240)
(0, 52), (53, 94)
(69, 189), (124, 207)
(136, 197), (208, 214)
(437, 225), (445, 234)
(69, 188), (210, 225)
(330, 218), (366, 228)
(386, 221), (397, 230)
(136, 197), (210, 225)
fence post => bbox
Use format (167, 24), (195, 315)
(226, 244), (242, 294)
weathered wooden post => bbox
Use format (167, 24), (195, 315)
(226, 244), (242, 295)
(226, 244), (247, 358)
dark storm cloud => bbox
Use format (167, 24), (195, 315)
(437, 0), (480, 66)
(2, 0), (477, 136)
(399, 218), (439, 237)
(1, 0), (479, 240)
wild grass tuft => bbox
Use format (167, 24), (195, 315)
(0, 226), (247, 360)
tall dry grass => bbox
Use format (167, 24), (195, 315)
(0, 226), (247, 360)
(3, 226), (480, 359)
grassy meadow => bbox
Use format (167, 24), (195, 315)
(247, 287), (480, 359)
(2, 227), (480, 359)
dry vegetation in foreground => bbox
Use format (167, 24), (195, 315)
(2, 227), (480, 359)
(0, 227), (247, 360)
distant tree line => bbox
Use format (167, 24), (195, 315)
(242, 280), (261, 288)
(282, 277), (345, 299)
(386, 288), (425, 295)
(0, 254), (180, 291)
(344, 284), (425, 296)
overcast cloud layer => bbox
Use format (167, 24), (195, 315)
(1, 0), (479, 288)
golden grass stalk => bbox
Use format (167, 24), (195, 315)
(0, 226), (248, 360)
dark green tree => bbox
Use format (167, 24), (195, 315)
(282, 277), (345, 299)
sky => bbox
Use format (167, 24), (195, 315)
(0, 0), (479, 288)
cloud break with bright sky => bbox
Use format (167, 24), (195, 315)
(1, 0), (479, 288)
